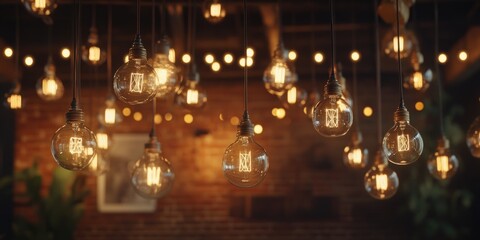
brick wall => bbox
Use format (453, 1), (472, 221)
(14, 79), (413, 240)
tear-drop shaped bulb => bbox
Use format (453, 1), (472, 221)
(36, 61), (64, 101)
(466, 116), (480, 158)
(343, 145), (369, 169)
(312, 94), (353, 137)
(263, 54), (296, 96)
(97, 97), (123, 126)
(223, 134), (269, 188)
(202, 0), (226, 23)
(404, 68), (433, 92)
(364, 151), (399, 200)
(113, 58), (157, 105)
(382, 120), (423, 165)
(149, 53), (180, 98)
(174, 81), (207, 110)
(51, 120), (97, 171)
(427, 148), (459, 181)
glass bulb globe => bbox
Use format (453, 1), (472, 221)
(404, 66), (432, 92)
(95, 126), (112, 153)
(335, 64), (353, 106)
(312, 94), (353, 137)
(149, 52), (179, 98)
(131, 143), (175, 199)
(85, 153), (109, 176)
(304, 90), (321, 119)
(202, 0), (226, 23)
(263, 48), (296, 96)
(51, 120), (97, 171)
(223, 125), (269, 188)
(467, 116), (480, 158)
(97, 96), (123, 126)
(383, 113), (423, 165)
(82, 45), (106, 66)
(427, 138), (459, 180)
(113, 58), (157, 105)
(21, 0), (57, 16)
(174, 76), (207, 110)
(36, 60), (64, 101)
(4, 92), (23, 110)
(382, 25), (417, 59)
(364, 150), (399, 200)
(279, 85), (307, 108)
(343, 131), (368, 169)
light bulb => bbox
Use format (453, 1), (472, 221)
(51, 115), (97, 171)
(97, 96), (123, 126)
(364, 150), (399, 200)
(279, 85), (307, 108)
(149, 38), (180, 98)
(95, 126), (111, 152)
(113, 35), (157, 105)
(427, 137), (459, 180)
(131, 137), (175, 199)
(22, 0), (57, 16)
(404, 67), (433, 92)
(304, 90), (321, 119)
(343, 131), (368, 169)
(383, 108), (423, 165)
(4, 83), (23, 110)
(223, 116), (269, 188)
(81, 26), (106, 66)
(466, 116), (480, 158)
(36, 59), (64, 101)
(382, 25), (416, 59)
(203, 0), (226, 23)
(85, 152), (109, 176)
(263, 46), (296, 96)
(174, 67), (207, 110)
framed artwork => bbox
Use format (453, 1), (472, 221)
(97, 134), (156, 213)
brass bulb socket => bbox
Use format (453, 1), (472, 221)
(394, 107), (410, 122)
(145, 136), (161, 150)
(437, 136), (450, 149)
(128, 34), (147, 60)
(324, 80), (342, 96)
(238, 112), (254, 136)
(65, 108), (84, 122)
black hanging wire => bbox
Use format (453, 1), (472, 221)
(309, 2), (316, 90)
(75, 0), (82, 107)
(243, 0), (248, 113)
(150, 97), (157, 137)
(161, 0), (167, 37)
(48, 24), (53, 60)
(395, 0), (405, 108)
(14, 3), (20, 86)
(187, 0), (192, 57)
(276, 0), (283, 48)
(374, 0), (383, 144)
(136, 0), (141, 35)
(151, 0), (155, 55)
(328, 0), (337, 80)
(434, 0), (445, 136)
(107, 5), (113, 96)
(351, 0), (359, 130)
(92, 4), (97, 28)
(191, 1), (197, 63)
(71, 0), (80, 107)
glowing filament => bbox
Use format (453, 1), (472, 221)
(210, 3), (222, 17)
(271, 65), (286, 84)
(42, 78), (58, 96)
(7, 94), (22, 109)
(96, 133), (109, 150)
(155, 68), (168, 85)
(375, 174), (388, 191)
(105, 108), (116, 124)
(239, 151), (252, 172)
(412, 72), (423, 90)
(186, 89), (199, 104)
(348, 148), (363, 165)
(147, 166), (161, 187)
(397, 134), (410, 152)
(34, 0), (46, 9)
(287, 87), (297, 104)
(325, 108), (339, 128)
(168, 49), (176, 63)
(393, 36), (404, 53)
(88, 46), (101, 62)
(129, 73), (144, 93)
(69, 137), (84, 154)
(436, 155), (450, 174)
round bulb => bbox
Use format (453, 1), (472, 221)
(202, 0), (226, 23)
(263, 50), (296, 96)
(304, 90), (321, 119)
(51, 120), (97, 171)
(82, 44), (106, 66)
(149, 53), (180, 98)
(312, 94), (353, 137)
(4, 92), (23, 110)
(113, 58), (158, 105)
(22, 0), (57, 16)
(36, 61), (64, 101)
(343, 132), (368, 169)
(382, 116), (423, 165)
(382, 25), (416, 59)
(364, 151), (399, 200)
(223, 128), (269, 188)
(174, 75), (207, 110)
(427, 139), (459, 180)
(404, 67), (433, 92)
(467, 116), (480, 158)
(279, 85), (307, 108)
(131, 144), (175, 199)
(98, 97), (123, 126)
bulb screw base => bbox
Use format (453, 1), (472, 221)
(187, 63), (200, 84)
(156, 36), (171, 56)
(66, 99), (84, 122)
(128, 34), (147, 60)
(394, 106), (410, 122)
(238, 111), (254, 136)
(88, 26), (99, 45)
(145, 136), (161, 151)
(437, 136), (450, 149)
(373, 149), (388, 166)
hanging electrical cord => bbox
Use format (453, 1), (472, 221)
(243, 0), (248, 113)
(15, 3), (20, 89)
(329, 0), (336, 76)
(395, 0), (405, 109)
(374, 0), (382, 144)
(434, 0), (445, 136)
(151, 0), (156, 56)
(107, 5), (112, 96)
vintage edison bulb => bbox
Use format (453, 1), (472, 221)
(382, 25), (416, 59)
(82, 27), (106, 66)
(36, 60), (64, 101)
(95, 126), (111, 153)
(383, 110), (423, 165)
(304, 89), (321, 119)
(85, 153), (109, 176)
(4, 83), (23, 110)
(113, 37), (157, 105)
(404, 65), (432, 92)
(427, 138), (459, 180)
(131, 140), (175, 199)
(149, 40), (179, 98)
(202, 0), (226, 23)
(223, 119), (269, 188)
(174, 70), (207, 110)
(279, 85), (307, 108)
(51, 119), (97, 171)
(343, 131), (369, 169)
(97, 96), (122, 126)
(466, 117), (480, 158)
(263, 46), (296, 96)
(22, 0), (57, 16)
(364, 150), (399, 200)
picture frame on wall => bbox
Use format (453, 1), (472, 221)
(97, 134), (156, 213)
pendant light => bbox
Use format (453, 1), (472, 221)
(364, 0), (399, 200)
(82, 5), (106, 66)
(382, 0), (423, 165)
(382, 25), (416, 60)
(5, 4), (24, 110)
(131, 98), (175, 199)
(98, 6), (122, 127)
(427, 0), (459, 180)
(36, 25), (64, 101)
(149, 0), (180, 99)
(222, 0), (269, 188)
(51, 0), (97, 171)
(202, 0), (226, 24)
(175, 1), (207, 110)
(263, 1), (296, 97)
(404, 49), (433, 92)
(113, 0), (157, 105)
(312, 0), (353, 137)
(21, 0), (57, 17)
